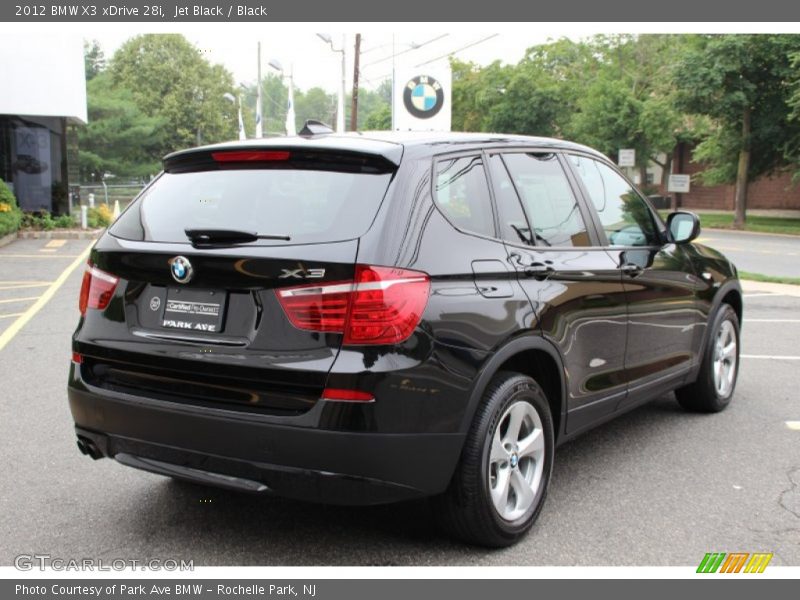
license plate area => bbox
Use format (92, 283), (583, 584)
(160, 288), (227, 333)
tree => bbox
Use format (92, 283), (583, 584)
(294, 87), (337, 127)
(363, 104), (391, 130)
(78, 72), (165, 181)
(108, 34), (237, 153)
(84, 39), (106, 81)
(676, 34), (800, 227)
(567, 35), (690, 192)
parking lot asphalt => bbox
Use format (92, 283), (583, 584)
(0, 238), (798, 567)
(696, 229), (800, 279)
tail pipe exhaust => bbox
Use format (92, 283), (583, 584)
(76, 436), (104, 460)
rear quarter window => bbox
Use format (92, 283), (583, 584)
(110, 168), (394, 245)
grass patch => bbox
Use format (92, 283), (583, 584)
(698, 213), (800, 235)
(739, 271), (800, 286)
(659, 211), (800, 235)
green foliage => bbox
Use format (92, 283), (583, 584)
(108, 34), (237, 153)
(55, 214), (76, 228)
(0, 178), (17, 207)
(363, 103), (391, 130)
(451, 35), (691, 182)
(0, 179), (22, 237)
(88, 204), (113, 228)
(294, 87), (337, 127)
(20, 211), (57, 231)
(79, 72), (165, 181)
(84, 39), (106, 81)
(675, 34), (800, 184)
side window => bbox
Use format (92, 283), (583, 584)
(486, 154), (532, 245)
(501, 153), (591, 247)
(434, 155), (495, 238)
(568, 155), (659, 247)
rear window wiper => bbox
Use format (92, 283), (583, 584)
(185, 228), (291, 248)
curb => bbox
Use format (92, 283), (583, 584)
(741, 279), (800, 297)
(703, 227), (800, 239)
(16, 229), (104, 240)
(0, 232), (16, 248)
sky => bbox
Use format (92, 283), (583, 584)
(7, 22), (798, 96)
(86, 29), (562, 92)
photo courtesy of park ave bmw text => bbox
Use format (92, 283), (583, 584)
(0, 0), (799, 595)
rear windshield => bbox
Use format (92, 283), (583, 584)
(110, 168), (393, 245)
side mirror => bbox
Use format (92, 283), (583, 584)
(666, 211), (701, 244)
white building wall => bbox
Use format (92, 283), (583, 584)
(0, 34), (87, 124)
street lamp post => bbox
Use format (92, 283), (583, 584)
(317, 33), (346, 133)
(268, 59), (297, 136)
(223, 93), (247, 140)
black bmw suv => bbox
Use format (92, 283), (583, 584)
(68, 130), (742, 547)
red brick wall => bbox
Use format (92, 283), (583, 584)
(669, 145), (800, 210)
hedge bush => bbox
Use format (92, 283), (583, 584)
(0, 179), (22, 237)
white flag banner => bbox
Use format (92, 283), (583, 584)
(255, 83), (263, 138)
(237, 102), (246, 140)
(286, 80), (296, 137)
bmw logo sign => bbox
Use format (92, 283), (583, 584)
(169, 256), (193, 284)
(403, 75), (444, 119)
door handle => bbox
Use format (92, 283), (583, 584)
(523, 263), (555, 279)
(620, 263), (642, 277)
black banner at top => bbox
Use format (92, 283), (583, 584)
(2, 0), (800, 22)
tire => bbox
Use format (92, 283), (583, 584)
(434, 371), (554, 547)
(675, 303), (740, 413)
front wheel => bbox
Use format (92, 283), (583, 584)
(434, 372), (554, 547)
(676, 303), (740, 412)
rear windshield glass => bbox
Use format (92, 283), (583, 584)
(110, 168), (393, 245)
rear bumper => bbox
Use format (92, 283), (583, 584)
(68, 381), (465, 505)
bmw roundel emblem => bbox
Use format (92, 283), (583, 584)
(403, 75), (444, 119)
(169, 256), (193, 284)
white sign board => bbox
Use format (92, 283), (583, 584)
(393, 66), (452, 131)
(668, 174), (691, 194)
(618, 149), (636, 167)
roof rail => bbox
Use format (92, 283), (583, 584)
(299, 120), (335, 137)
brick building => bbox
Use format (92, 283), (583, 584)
(663, 142), (799, 211)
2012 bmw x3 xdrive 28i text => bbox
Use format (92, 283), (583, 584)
(68, 130), (742, 547)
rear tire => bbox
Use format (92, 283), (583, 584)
(676, 304), (740, 413)
(434, 371), (554, 547)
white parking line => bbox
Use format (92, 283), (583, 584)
(0, 283), (52, 291)
(746, 319), (800, 323)
(743, 293), (791, 298)
(786, 422), (800, 431)
(0, 313), (24, 319)
(0, 297), (39, 305)
(0, 242), (91, 352)
(741, 354), (800, 360)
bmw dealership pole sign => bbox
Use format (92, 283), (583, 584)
(393, 66), (452, 131)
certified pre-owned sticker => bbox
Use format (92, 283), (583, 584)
(165, 300), (220, 317)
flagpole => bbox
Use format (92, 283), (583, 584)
(256, 41), (263, 138)
(286, 64), (296, 136)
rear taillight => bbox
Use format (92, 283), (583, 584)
(276, 265), (430, 345)
(78, 264), (119, 316)
(321, 388), (375, 402)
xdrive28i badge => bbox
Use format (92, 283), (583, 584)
(403, 75), (444, 119)
(169, 256), (193, 284)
